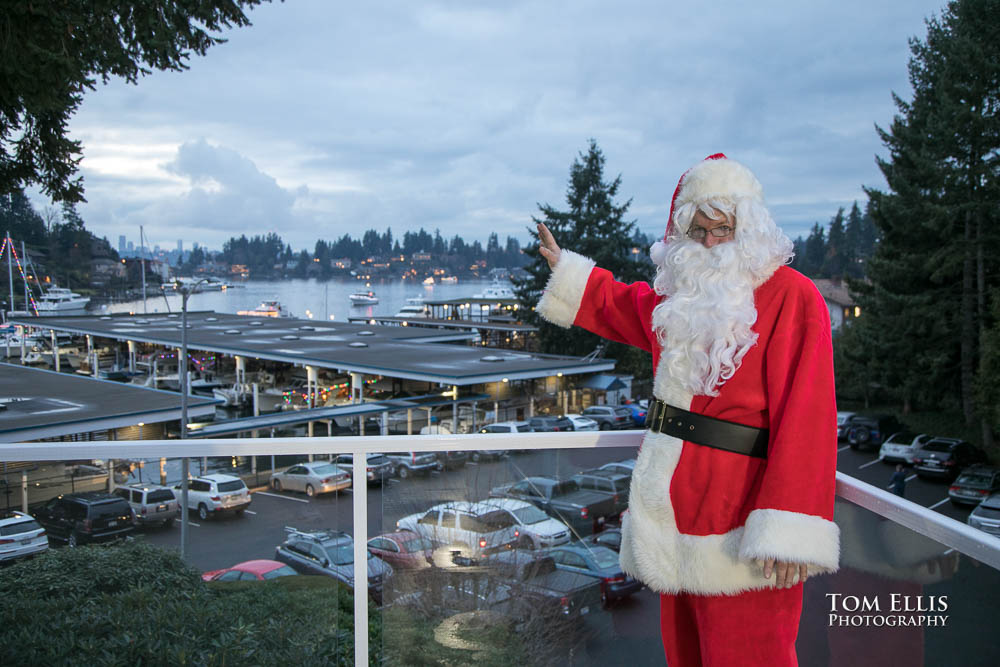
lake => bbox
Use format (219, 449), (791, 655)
(102, 277), (504, 320)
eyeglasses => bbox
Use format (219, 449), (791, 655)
(686, 224), (734, 241)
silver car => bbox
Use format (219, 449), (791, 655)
(270, 461), (352, 497)
(878, 432), (930, 465)
(0, 511), (48, 562)
(968, 493), (1000, 536)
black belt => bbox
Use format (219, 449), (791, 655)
(645, 399), (768, 459)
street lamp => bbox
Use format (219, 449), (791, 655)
(170, 277), (208, 561)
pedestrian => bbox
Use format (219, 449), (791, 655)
(889, 464), (907, 497)
(535, 154), (840, 667)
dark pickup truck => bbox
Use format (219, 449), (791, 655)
(485, 550), (602, 622)
(490, 476), (618, 536)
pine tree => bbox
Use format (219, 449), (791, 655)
(851, 0), (1000, 447)
(514, 140), (651, 380)
(821, 208), (847, 278)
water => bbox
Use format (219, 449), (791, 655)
(102, 277), (502, 321)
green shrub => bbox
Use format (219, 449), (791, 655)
(0, 540), (381, 666)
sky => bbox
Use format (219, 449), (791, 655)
(39, 0), (949, 253)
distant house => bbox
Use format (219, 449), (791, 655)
(331, 258), (353, 270)
(812, 278), (857, 331)
(91, 258), (126, 281)
(412, 250), (432, 262)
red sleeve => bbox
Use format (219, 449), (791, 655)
(738, 287), (840, 572)
(535, 249), (659, 353)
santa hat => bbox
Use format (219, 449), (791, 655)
(651, 153), (765, 263)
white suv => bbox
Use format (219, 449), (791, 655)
(396, 501), (519, 566)
(0, 511), (48, 562)
(174, 474), (251, 521)
(480, 498), (572, 549)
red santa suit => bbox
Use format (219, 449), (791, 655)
(536, 155), (840, 667)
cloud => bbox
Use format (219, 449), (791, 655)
(40, 0), (947, 252)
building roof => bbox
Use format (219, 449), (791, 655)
(10, 312), (616, 386)
(811, 279), (855, 307)
(0, 363), (219, 442)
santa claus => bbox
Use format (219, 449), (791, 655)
(535, 154), (840, 667)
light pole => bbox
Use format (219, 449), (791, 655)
(173, 278), (208, 561)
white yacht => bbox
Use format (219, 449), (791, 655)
(422, 276), (435, 286)
(237, 300), (293, 318)
(439, 275), (458, 284)
(394, 304), (429, 318)
(35, 286), (90, 315)
(473, 280), (516, 300)
(349, 290), (379, 305)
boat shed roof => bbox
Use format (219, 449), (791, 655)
(10, 312), (616, 386)
(0, 363), (219, 442)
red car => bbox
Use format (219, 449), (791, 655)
(367, 530), (434, 569)
(202, 559), (298, 582)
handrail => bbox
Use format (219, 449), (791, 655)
(4, 430), (1000, 665)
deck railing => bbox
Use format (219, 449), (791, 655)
(3, 430), (999, 665)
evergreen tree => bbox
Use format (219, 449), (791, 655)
(514, 139), (650, 380)
(843, 202), (864, 279)
(821, 208), (847, 278)
(845, 0), (1000, 447)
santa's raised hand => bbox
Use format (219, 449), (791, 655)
(536, 222), (562, 270)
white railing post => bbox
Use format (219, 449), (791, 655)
(353, 446), (368, 666)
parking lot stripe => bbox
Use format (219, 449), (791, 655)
(255, 491), (309, 504)
(905, 474), (918, 482)
(858, 458), (883, 469)
(244, 510), (257, 515)
(187, 521), (200, 527)
(838, 445), (851, 452)
(928, 498), (950, 509)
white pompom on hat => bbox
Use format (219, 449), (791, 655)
(650, 153), (765, 264)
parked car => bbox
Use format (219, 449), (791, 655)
(912, 438), (987, 480)
(836, 411), (857, 440)
(32, 492), (136, 547)
(270, 461), (351, 496)
(483, 550), (603, 621)
(174, 474), (251, 521)
(528, 415), (575, 432)
(395, 501), (520, 565)
(584, 527), (622, 552)
(385, 451), (439, 479)
(435, 450), (469, 471)
(948, 465), (1000, 506)
(480, 420), (534, 454)
(333, 453), (394, 484)
(845, 414), (904, 450)
(489, 476), (618, 536)
(563, 414), (599, 431)
(275, 527), (393, 605)
(598, 459), (636, 477)
(113, 484), (179, 528)
(480, 497), (573, 550)
(571, 469), (630, 519)
(367, 530), (435, 570)
(0, 511), (48, 562)
(967, 493), (1000, 536)
(621, 402), (647, 427)
(202, 559), (298, 582)
(581, 406), (633, 430)
(548, 543), (643, 605)
(879, 432), (931, 465)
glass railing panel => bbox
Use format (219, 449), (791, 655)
(373, 444), (666, 666)
(0, 453), (359, 665)
(798, 496), (1000, 666)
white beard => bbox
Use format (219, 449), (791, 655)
(650, 240), (760, 397)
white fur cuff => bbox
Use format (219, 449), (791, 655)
(738, 508), (841, 573)
(535, 249), (596, 328)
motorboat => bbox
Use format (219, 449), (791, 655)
(439, 276), (458, 284)
(422, 277), (434, 286)
(473, 279), (516, 300)
(237, 300), (293, 318)
(394, 304), (429, 318)
(349, 290), (379, 305)
(35, 286), (90, 315)
(405, 294), (425, 305)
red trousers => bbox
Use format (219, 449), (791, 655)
(660, 584), (803, 667)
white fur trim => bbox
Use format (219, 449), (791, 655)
(535, 249), (596, 328)
(620, 430), (815, 595)
(675, 157), (763, 210)
(738, 508), (841, 574)
(649, 239), (667, 265)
